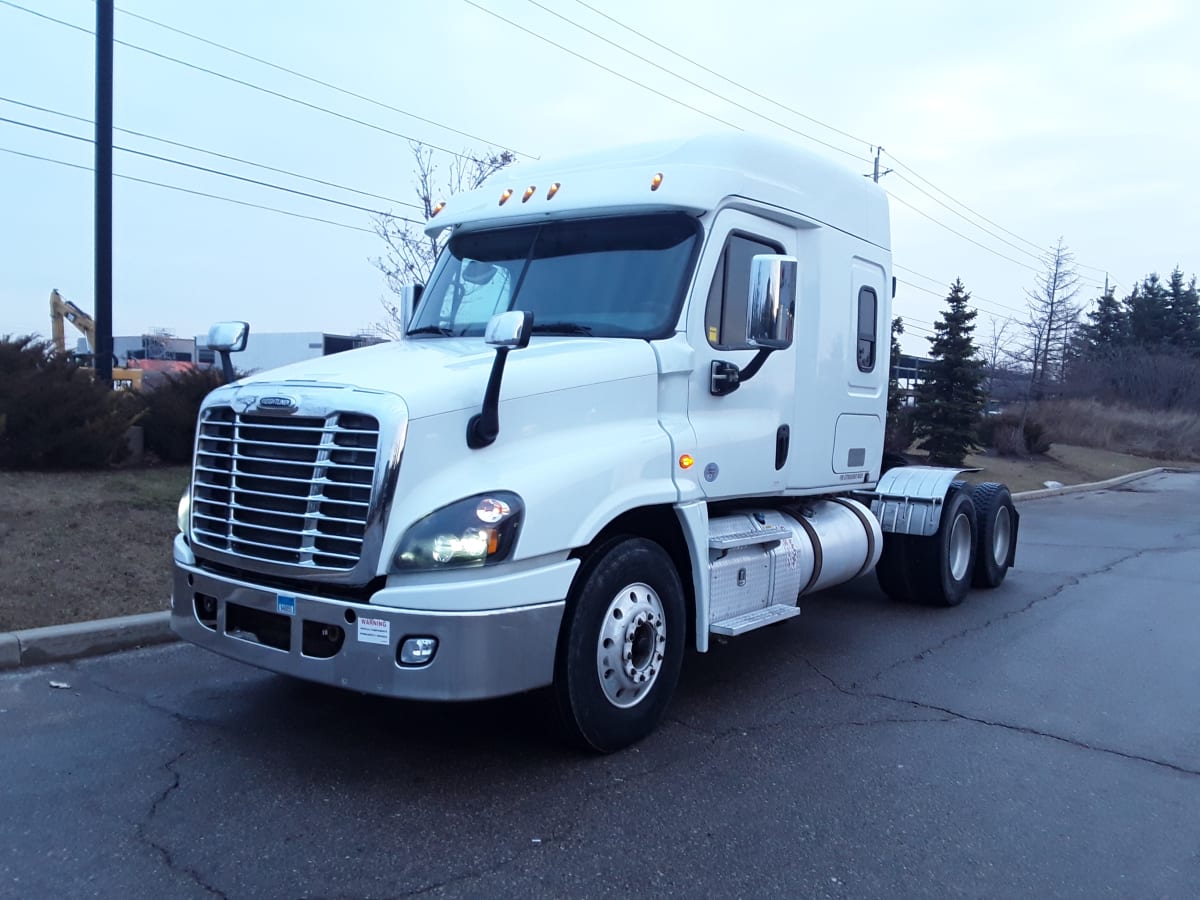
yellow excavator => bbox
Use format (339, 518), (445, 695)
(49, 289), (144, 390)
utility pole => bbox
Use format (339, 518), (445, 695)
(872, 146), (892, 183)
(95, 0), (114, 385)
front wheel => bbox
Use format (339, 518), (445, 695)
(554, 537), (685, 753)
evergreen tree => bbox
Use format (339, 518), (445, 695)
(887, 316), (905, 416)
(1128, 273), (1171, 346)
(1165, 268), (1200, 352)
(912, 279), (987, 466)
(1078, 290), (1129, 356)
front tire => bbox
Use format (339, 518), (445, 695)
(554, 537), (685, 753)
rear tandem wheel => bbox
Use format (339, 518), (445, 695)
(877, 486), (979, 607)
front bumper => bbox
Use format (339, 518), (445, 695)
(171, 546), (573, 701)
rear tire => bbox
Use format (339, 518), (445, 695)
(554, 537), (685, 753)
(909, 488), (978, 607)
(970, 482), (1016, 588)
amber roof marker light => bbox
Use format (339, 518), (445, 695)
(498, 188), (514, 206)
(546, 182), (561, 200)
(650, 172), (664, 191)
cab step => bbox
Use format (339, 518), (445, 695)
(709, 524), (792, 550)
(710, 603), (801, 637)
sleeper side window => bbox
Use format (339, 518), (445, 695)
(705, 233), (784, 350)
(857, 286), (877, 372)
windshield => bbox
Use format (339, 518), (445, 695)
(407, 213), (700, 339)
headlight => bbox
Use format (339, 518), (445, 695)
(393, 492), (523, 571)
(176, 487), (191, 536)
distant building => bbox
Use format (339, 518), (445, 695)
(193, 331), (381, 375)
(73, 332), (196, 362)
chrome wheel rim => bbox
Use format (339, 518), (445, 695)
(991, 506), (1012, 565)
(949, 512), (973, 582)
(595, 582), (667, 709)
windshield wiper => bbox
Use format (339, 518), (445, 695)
(406, 324), (455, 337)
(530, 322), (593, 336)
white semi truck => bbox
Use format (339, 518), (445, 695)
(172, 133), (1018, 751)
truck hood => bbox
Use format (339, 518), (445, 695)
(233, 336), (661, 419)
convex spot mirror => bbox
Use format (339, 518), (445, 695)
(463, 259), (498, 285)
(746, 255), (797, 350)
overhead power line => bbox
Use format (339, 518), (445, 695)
(0, 96), (421, 211)
(0, 145), (377, 234)
(895, 264), (1027, 316)
(0, 0), (1112, 290)
(517, 0), (872, 164)
(886, 189), (1040, 273)
(558, 0), (1117, 281)
(0, 114), (422, 224)
(112, 4), (536, 160)
(472, 0), (1106, 279)
(0, 1), (512, 164)
(889, 169), (1046, 264)
(570, 0), (873, 149)
(883, 146), (1111, 276)
(895, 277), (1025, 333)
(460, 0), (745, 133)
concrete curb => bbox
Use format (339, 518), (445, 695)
(2, 467), (1194, 672)
(1012, 466), (1178, 501)
(0, 611), (174, 671)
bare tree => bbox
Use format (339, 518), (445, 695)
(981, 314), (1015, 371)
(371, 142), (515, 337)
(1018, 238), (1084, 401)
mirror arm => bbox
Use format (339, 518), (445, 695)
(737, 348), (773, 384)
(466, 347), (511, 449)
(218, 350), (235, 384)
(710, 348), (773, 396)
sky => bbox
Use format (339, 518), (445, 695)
(2, 0), (1198, 357)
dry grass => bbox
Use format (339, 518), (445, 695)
(0, 466), (188, 631)
(1029, 399), (1200, 461)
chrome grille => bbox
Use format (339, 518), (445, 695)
(191, 406), (380, 569)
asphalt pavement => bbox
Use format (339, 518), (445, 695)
(2, 470), (1198, 898)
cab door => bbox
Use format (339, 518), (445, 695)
(684, 210), (797, 499)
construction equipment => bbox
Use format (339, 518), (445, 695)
(49, 289), (143, 390)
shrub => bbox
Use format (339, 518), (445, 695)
(0, 335), (144, 469)
(976, 411), (1050, 457)
(140, 367), (225, 463)
(1030, 398), (1200, 461)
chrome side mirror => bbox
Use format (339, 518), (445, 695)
(746, 255), (797, 350)
(484, 310), (533, 349)
(206, 321), (249, 353)
(468, 311), (534, 449)
(205, 321), (249, 382)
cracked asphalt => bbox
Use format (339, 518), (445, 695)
(2, 472), (1198, 899)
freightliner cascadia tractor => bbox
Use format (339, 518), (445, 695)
(173, 134), (1017, 751)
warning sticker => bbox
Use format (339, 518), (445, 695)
(357, 617), (390, 645)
